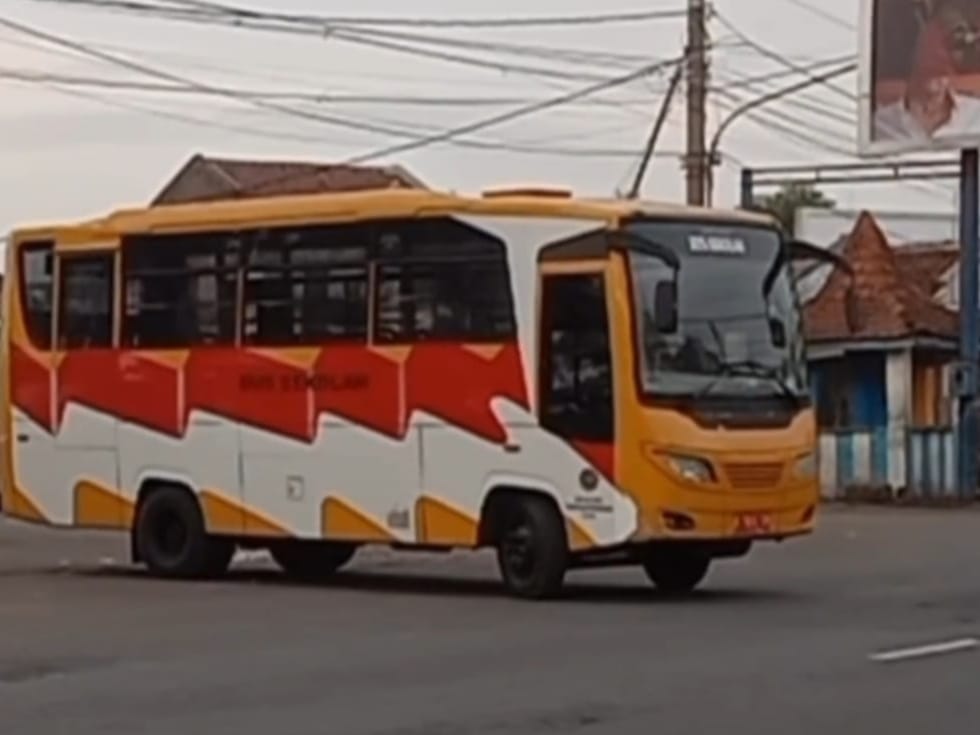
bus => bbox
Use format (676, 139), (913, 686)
(1, 186), (846, 598)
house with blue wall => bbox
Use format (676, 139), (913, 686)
(803, 212), (960, 499)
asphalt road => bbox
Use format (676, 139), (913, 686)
(2, 507), (980, 735)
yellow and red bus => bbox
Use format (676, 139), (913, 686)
(1, 186), (845, 598)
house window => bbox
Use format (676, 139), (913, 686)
(123, 232), (238, 348)
(18, 241), (54, 349)
(372, 218), (516, 343)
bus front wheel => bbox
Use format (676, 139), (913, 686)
(135, 486), (234, 579)
(641, 546), (711, 594)
(494, 494), (568, 600)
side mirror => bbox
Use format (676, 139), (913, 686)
(763, 237), (853, 296)
(786, 239), (853, 275)
(654, 280), (678, 333)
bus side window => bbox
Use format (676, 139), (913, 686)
(539, 273), (614, 443)
(58, 253), (114, 350)
(242, 223), (370, 345)
(372, 218), (516, 344)
(123, 232), (238, 349)
(18, 241), (55, 350)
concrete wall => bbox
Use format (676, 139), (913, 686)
(818, 427), (957, 499)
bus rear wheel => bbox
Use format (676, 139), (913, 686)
(641, 546), (711, 594)
(494, 494), (568, 600)
(135, 486), (234, 579)
(269, 541), (356, 580)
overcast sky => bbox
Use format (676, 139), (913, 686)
(0, 0), (962, 241)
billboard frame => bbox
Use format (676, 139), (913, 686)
(858, 0), (980, 158)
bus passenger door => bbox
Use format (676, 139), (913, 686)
(52, 251), (122, 528)
(538, 270), (618, 538)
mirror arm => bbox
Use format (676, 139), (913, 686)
(786, 239), (853, 275)
(606, 232), (680, 270)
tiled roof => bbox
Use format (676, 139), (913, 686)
(803, 212), (958, 343)
(152, 154), (425, 205)
(893, 242), (959, 297)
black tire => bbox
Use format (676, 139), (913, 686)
(641, 547), (711, 594)
(135, 487), (234, 579)
(269, 541), (356, 580)
(495, 494), (568, 600)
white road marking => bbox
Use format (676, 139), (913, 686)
(870, 638), (979, 664)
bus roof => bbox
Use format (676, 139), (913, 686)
(9, 187), (777, 242)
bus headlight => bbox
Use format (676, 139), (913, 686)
(794, 452), (817, 480)
(666, 454), (716, 484)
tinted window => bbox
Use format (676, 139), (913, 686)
(243, 224), (368, 345)
(627, 220), (807, 399)
(19, 241), (54, 349)
(123, 233), (238, 348)
(539, 273), (614, 442)
(372, 218), (515, 343)
(58, 254), (114, 349)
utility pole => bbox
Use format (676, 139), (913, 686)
(685, 0), (709, 206)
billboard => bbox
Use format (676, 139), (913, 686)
(859, 0), (980, 156)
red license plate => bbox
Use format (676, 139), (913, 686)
(735, 513), (773, 535)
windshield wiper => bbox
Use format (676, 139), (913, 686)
(694, 359), (798, 401)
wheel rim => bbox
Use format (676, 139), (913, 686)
(151, 509), (188, 562)
(501, 513), (536, 582)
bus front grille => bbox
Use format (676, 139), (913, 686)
(723, 462), (783, 489)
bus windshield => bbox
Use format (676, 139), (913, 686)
(626, 219), (807, 402)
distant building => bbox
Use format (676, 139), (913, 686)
(152, 153), (425, 205)
(796, 205), (957, 247)
(803, 212), (962, 499)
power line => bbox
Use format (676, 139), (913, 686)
(30, 80), (351, 145)
(228, 57), (685, 192)
(0, 16), (682, 163)
(33, 0), (623, 84)
(0, 32), (670, 100)
(781, 0), (854, 31)
(1, 63), (859, 111)
(3, 14), (867, 162)
(0, 68), (667, 107)
(0, 17), (685, 132)
(8, 73), (683, 160)
(113, 0), (691, 28)
(710, 54), (856, 93)
(342, 57), (683, 163)
(161, 2), (662, 69)
(713, 10), (856, 102)
(31, 0), (700, 84)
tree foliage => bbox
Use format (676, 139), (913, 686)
(756, 183), (835, 236)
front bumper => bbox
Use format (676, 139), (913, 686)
(631, 483), (819, 542)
